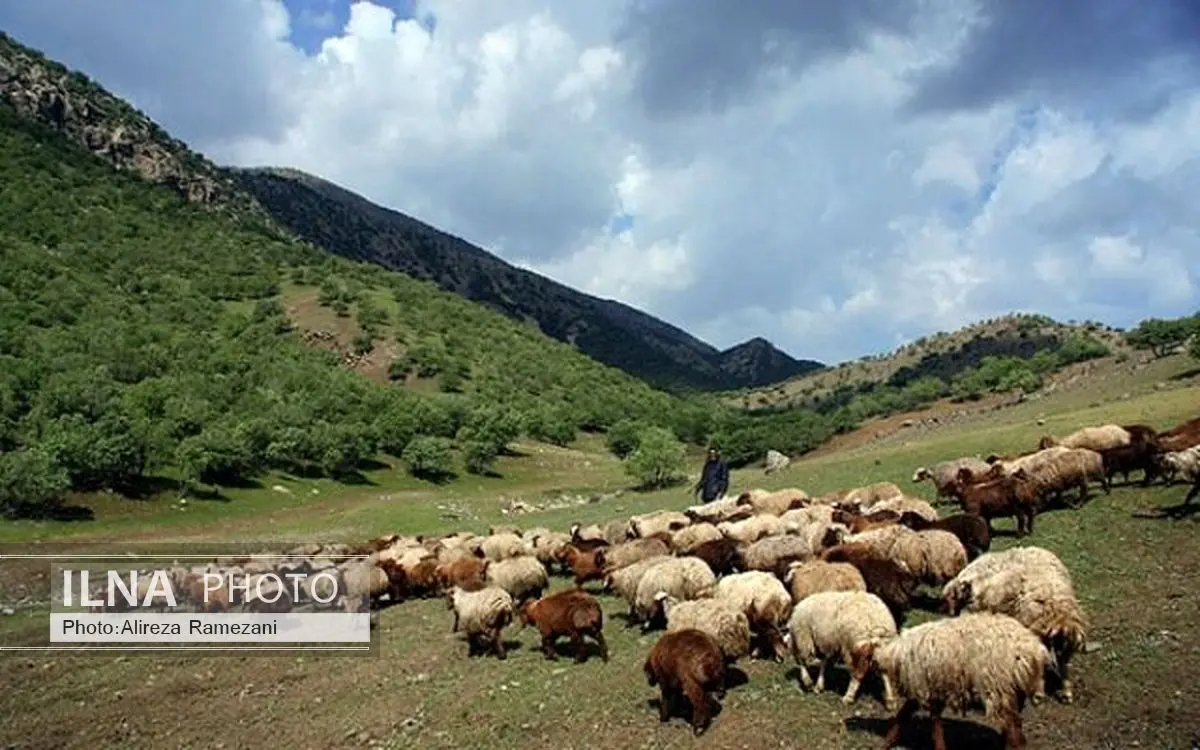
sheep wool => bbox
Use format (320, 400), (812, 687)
(886, 528), (968, 586)
(1040, 423), (1131, 452)
(871, 495), (939, 523)
(718, 514), (785, 544)
(779, 505), (836, 530)
(738, 487), (809, 516)
(484, 555), (549, 603)
(606, 554), (673, 612)
(713, 571), (793, 659)
(663, 596), (752, 661)
(784, 559), (867, 603)
(634, 556), (718, 626)
(786, 590), (898, 706)
(740, 534), (813, 572)
(447, 585), (515, 659)
(598, 537), (672, 573)
(630, 510), (692, 538)
(874, 612), (1049, 749)
(670, 522), (724, 554)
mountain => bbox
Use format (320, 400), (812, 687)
(230, 167), (824, 391)
(0, 31), (820, 393)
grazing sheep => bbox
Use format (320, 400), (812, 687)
(602, 518), (633, 545)
(987, 445), (1071, 477)
(569, 523), (607, 546)
(557, 544), (606, 588)
(629, 510), (692, 539)
(1121, 423), (1160, 446)
(841, 481), (904, 508)
(1098, 441), (1162, 486)
(739, 534), (813, 573)
(718, 514), (785, 544)
(644, 629), (728, 736)
(871, 495), (939, 523)
(434, 557), (488, 593)
(952, 467), (1035, 536)
(488, 524), (522, 537)
(521, 526), (553, 543)
(529, 531), (571, 573)
(885, 528), (968, 587)
(820, 543), (918, 628)
(713, 571), (793, 661)
(1012, 447), (1110, 510)
(670, 522), (724, 554)
(634, 557), (718, 629)
(517, 589), (608, 663)
(596, 537), (672, 573)
(783, 559), (867, 603)
(897, 511), (991, 561)
(445, 585), (515, 659)
(780, 505), (836, 529)
(339, 560), (390, 612)
(796, 521), (851, 557)
(1038, 423), (1131, 452)
(875, 612), (1049, 750)
(736, 487), (809, 516)
(484, 555), (549, 604)
(943, 546), (1087, 704)
(912, 457), (993, 501)
(684, 496), (754, 524)
(786, 590), (898, 707)
(662, 595), (752, 662)
(687, 537), (742, 577)
(605, 554), (673, 621)
(404, 558), (439, 598)
(831, 507), (900, 535)
(1158, 416), (1200, 453)
(435, 544), (477, 567)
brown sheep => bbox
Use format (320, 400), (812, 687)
(1121, 423), (1160, 446)
(557, 545), (606, 588)
(435, 557), (488, 592)
(832, 507), (901, 534)
(1158, 416), (1200, 453)
(518, 589), (608, 663)
(1098, 441), (1161, 486)
(644, 629), (728, 736)
(687, 537), (741, 577)
(953, 467), (1035, 537)
(820, 543), (917, 628)
(404, 557), (439, 598)
(897, 511), (991, 561)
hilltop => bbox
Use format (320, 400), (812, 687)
(0, 31), (820, 394)
(230, 166), (823, 391)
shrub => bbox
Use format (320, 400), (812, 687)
(0, 447), (70, 517)
(605, 418), (646, 459)
(402, 436), (455, 480)
(623, 426), (687, 489)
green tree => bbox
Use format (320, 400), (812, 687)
(402, 436), (455, 480)
(623, 426), (687, 489)
(1126, 317), (1194, 358)
(0, 447), (70, 517)
(605, 418), (645, 459)
(461, 439), (499, 475)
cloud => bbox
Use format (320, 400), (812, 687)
(1, 0), (1198, 365)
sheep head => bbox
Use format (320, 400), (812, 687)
(942, 580), (971, 616)
(783, 561), (803, 584)
(911, 467), (930, 482)
(1038, 435), (1058, 449)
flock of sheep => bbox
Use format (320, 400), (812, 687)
(91, 414), (1200, 748)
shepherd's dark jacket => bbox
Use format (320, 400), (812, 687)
(695, 458), (729, 502)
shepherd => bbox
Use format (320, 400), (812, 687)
(693, 446), (729, 503)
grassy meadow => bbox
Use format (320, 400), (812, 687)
(0, 361), (1198, 750)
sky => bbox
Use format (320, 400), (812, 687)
(2, 0), (1199, 365)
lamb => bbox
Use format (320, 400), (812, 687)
(605, 554), (673, 621)
(445, 585), (514, 659)
(670, 522), (724, 554)
(556, 544), (606, 588)
(712, 571), (793, 661)
(943, 546), (1088, 704)
(820, 543), (918, 628)
(783, 559), (867, 603)
(686, 537), (741, 577)
(634, 556), (718, 630)
(629, 510), (691, 539)
(717, 514), (785, 544)
(643, 629), (728, 736)
(898, 511), (991, 561)
(517, 588), (608, 663)
(786, 590), (898, 707)
(662, 595), (752, 662)
(484, 555), (549, 604)
(434, 557), (488, 592)
(875, 612), (1050, 750)
(596, 537), (672, 573)
(1038, 423), (1131, 452)
(736, 487), (809, 516)
(1097, 441), (1162, 486)
(912, 457), (993, 501)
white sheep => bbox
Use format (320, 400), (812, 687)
(885, 528), (968, 586)
(445, 585), (515, 659)
(717, 514), (785, 544)
(662, 595), (752, 662)
(484, 555), (549, 603)
(1159, 445), (1200, 500)
(684, 496), (754, 524)
(633, 556), (718, 629)
(597, 537), (671, 573)
(713, 571), (793, 661)
(783, 559), (867, 603)
(1039, 423), (1131, 452)
(737, 487), (809, 516)
(670, 522), (724, 554)
(912, 457), (992, 501)
(629, 509), (691, 538)
(786, 590), (898, 707)
(479, 532), (532, 562)
(605, 554), (673, 619)
(871, 495), (939, 523)
(780, 505), (836, 529)
(874, 612), (1050, 750)
(943, 545), (1087, 704)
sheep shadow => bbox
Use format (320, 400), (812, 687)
(534, 638), (608, 663)
(461, 638), (525, 659)
(1133, 500), (1200, 521)
(910, 591), (947, 614)
(846, 714), (1010, 749)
